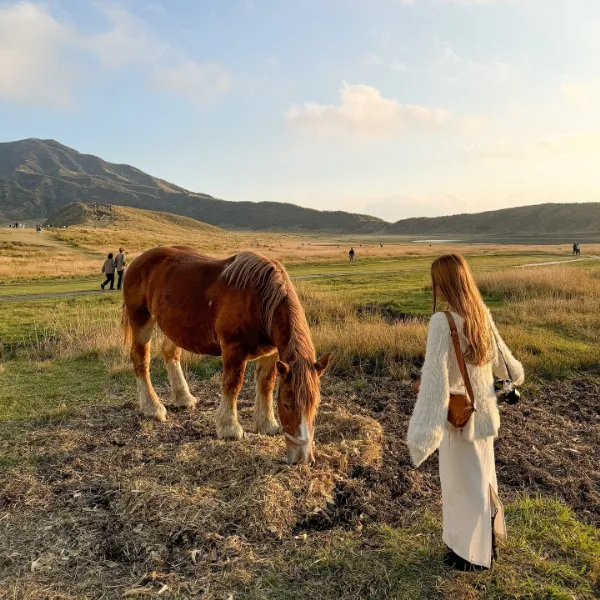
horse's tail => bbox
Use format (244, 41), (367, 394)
(121, 304), (132, 348)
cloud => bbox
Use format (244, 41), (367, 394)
(463, 134), (600, 160)
(0, 1), (230, 108)
(364, 52), (410, 73)
(0, 2), (75, 107)
(152, 61), (231, 103)
(83, 4), (168, 69)
(433, 45), (513, 85)
(285, 84), (450, 138)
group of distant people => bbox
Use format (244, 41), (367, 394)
(572, 242), (582, 256)
(101, 248), (127, 290)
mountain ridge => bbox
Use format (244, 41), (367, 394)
(0, 138), (384, 232)
(2, 138), (600, 235)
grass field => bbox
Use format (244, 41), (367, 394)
(0, 217), (599, 599)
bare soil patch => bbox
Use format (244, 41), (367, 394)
(0, 376), (598, 598)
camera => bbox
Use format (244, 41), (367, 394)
(494, 379), (521, 405)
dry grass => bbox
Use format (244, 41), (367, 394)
(2, 236), (600, 597)
(7, 263), (600, 383)
(0, 382), (384, 599)
(5, 208), (600, 283)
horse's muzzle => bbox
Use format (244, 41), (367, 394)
(285, 440), (315, 465)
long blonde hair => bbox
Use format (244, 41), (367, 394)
(431, 254), (492, 366)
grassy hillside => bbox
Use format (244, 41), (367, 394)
(0, 138), (385, 232)
(388, 202), (600, 235)
(45, 202), (241, 253)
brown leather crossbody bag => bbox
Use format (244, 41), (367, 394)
(413, 311), (475, 430)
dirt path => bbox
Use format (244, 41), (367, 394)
(3, 256), (600, 302)
(517, 256), (600, 267)
(0, 269), (403, 301)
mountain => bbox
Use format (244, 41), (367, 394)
(0, 138), (385, 232)
(387, 203), (600, 235)
(5, 139), (600, 236)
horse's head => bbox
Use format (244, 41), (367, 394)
(276, 353), (332, 465)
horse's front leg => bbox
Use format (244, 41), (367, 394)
(253, 352), (279, 435)
(215, 350), (247, 440)
(162, 337), (197, 409)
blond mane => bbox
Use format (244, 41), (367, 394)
(221, 252), (319, 412)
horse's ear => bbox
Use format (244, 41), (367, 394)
(276, 360), (291, 382)
(314, 352), (333, 376)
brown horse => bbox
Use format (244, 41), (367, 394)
(121, 246), (331, 464)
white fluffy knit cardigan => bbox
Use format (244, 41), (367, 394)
(407, 309), (524, 467)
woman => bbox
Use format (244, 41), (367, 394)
(407, 254), (524, 570)
(101, 252), (116, 290)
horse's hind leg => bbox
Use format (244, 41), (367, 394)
(215, 349), (246, 440)
(253, 352), (279, 435)
(130, 317), (167, 422)
(162, 337), (197, 409)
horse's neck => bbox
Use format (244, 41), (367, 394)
(271, 300), (294, 360)
(271, 298), (313, 363)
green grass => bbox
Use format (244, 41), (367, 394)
(0, 277), (100, 296)
(246, 497), (599, 600)
(0, 294), (121, 344)
(0, 250), (599, 599)
(0, 354), (119, 422)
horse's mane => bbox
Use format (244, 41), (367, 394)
(221, 252), (319, 412)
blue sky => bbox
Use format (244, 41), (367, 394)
(1, 0), (599, 221)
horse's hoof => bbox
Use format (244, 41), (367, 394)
(172, 393), (198, 409)
(253, 419), (280, 435)
(141, 403), (167, 422)
(216, 422), (244, 440)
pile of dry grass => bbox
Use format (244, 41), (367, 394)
(0, 378), (382, 598)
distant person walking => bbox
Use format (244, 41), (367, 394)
(349, 247), (355, 263)
(573, 242), (578, 255)
(115, 247), (127, 290)
(101, 253), (116, 290)
(576, 243), (581, 256)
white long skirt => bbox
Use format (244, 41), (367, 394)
(439, 427), (506, 568)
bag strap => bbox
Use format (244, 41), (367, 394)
(444, 311), (475, 405)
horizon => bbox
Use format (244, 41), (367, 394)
(1, 1), (599, 221)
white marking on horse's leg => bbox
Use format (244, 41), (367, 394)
(137, 376), (167, 422)
(132, 317), (166, 422)
(166, 360), (197, 408)
(162, 337), (197, 408)
(252, 353), (279, 435)
(216, 390), (244, 440)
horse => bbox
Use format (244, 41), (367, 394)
(121, 246), (332, 464)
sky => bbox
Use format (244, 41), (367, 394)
(1, 0), (599, 222)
